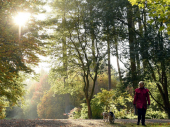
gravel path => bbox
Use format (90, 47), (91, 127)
(0, 119), (170, 127)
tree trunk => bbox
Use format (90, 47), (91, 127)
(159, 31), (170, 119)
(127, 3), (137, 88)
(146, 55), (170, 119)
(107, 39), (111, 90)
(141, 8), (148, 71)
(135, 7), (142, 80)
(168, 113), (170, 119)
(83, 74), (93, 119)
(115, 37), (122, 85)
(62, 10), (69, 113)
(86, 98), (92, 119)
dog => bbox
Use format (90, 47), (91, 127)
(102, 111), (115, 123)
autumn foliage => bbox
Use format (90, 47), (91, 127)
(37, 90), (67, 119)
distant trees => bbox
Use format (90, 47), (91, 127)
(23, 74), (50, 119)
(37, 89), (66, 119)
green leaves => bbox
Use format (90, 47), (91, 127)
(128, 0), (170, 33)
(159, 26), (165, 31)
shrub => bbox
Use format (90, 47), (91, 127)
(91, 103), (103, 119)
(80, 103), (88, 119)
(146, 109), (168, 119)
(114, 109), (127, 119)
(72, 89), (168, 120)
(68, 107), (81, 119)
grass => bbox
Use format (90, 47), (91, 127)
(105, 122), (170, 127)
(4, 117), (11, 120)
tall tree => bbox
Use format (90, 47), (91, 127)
(0, 0), (47, 117)
(47, 0), (108, 118)
(127, 2), (138, 88)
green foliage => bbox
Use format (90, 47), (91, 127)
(48, 0), (118, 118)
(146, 109), (168, 119)
(92, 89), (115, 111)
(68, 107), (81, 119)
(3, 0), (169, 120)
(0, 73), (26, 119)
(73, 89), (134, 119)
(91, 105), (103, 119)
(96, 72), (118, 92)
(91, 96), (103, 119)
(128, 0), (170, 33)
(145, 81), (164, 111)
(127, 0), (170, 116)
(79, 103), (88, 119)
(89, 87), (168, 119)
(114, 109), (128, 119)
(49, 70), (84, 96)
(0, 97), (8, 119)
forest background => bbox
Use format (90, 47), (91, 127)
(0, 0), (170, 120)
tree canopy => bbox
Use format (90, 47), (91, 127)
(128, 0), (170, 34)
(0, 0), (47, 118)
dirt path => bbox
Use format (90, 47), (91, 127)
(0, 119), (170, 127)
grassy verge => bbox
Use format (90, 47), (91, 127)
(105, 122), (170, 127)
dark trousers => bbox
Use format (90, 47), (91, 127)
(138, 108), (146, 124)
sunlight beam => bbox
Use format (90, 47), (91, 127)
(14, 12), (30, 42)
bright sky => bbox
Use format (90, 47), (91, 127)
(34, 56), (51, 73)
(33, 55), (125, 74)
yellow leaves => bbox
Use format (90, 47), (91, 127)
(94, 89), (115, 107)
(129, 0), (170, 7)
(128, 0), (170, 34)
(167, 30), (170, 35)
(163, 20), (166, 23)
(128, 0), (138, 6)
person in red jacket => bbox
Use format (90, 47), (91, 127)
(133, 81), (150, 126)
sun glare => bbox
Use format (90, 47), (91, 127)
(14, 12), (30, 26)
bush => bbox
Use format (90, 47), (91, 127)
(114, 109), (127, 119)
(80, 103), (88, 119)
(68, 107), (81, 119)
(146, 109), (168, 119)
(71, 89), (168, 120)
(91, 94), (103, 119)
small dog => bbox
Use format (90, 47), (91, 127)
(102, 111), (115, 123)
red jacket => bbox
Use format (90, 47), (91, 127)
(133, 87), (150, 109)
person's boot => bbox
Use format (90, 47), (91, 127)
(141, 116), (145, 126)
(137, 121), (140, 125)
(142, 123), (146, 126)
